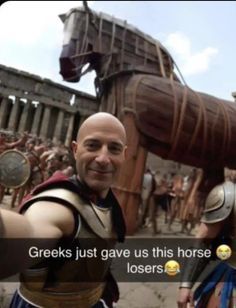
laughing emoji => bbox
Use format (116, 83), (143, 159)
(164, 260), (180, 276)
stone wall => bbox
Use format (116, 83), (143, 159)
(0, 64), (98, 146)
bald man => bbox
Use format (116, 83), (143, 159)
(0, 112), (127, 308)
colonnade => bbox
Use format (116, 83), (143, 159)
(0, 64), (98, 145)
(0, 95), (76, 146)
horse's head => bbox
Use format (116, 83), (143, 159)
(59, 5), (177, 86)
(59, 7), (98, 82)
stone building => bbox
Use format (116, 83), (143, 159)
(0, 64), (98, 146)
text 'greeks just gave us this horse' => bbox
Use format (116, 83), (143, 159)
(59, 4), (236, 234)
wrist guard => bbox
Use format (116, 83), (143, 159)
(179, 240), (211, 289)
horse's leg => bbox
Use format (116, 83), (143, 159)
(100, 77), (148, 235)
(112, 113), (147, 235)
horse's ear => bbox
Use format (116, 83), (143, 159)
(59, 13), (66, 23)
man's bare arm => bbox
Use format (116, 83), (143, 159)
(0, 202), (75, 278)
(195, 221), (225, 239)
(5, 133), (28, 150)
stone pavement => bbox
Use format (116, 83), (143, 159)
(0, 195), (195, 308)
(0, 281), (178, 308)
(117, 282), (178, 308)
(116, 214), (195, 308)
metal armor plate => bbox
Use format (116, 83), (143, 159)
(201, 181), (235, 223)
(204, 184), (225, 212)
(0, 150), (31, 188)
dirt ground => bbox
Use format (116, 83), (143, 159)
(0, 194), (197, 308)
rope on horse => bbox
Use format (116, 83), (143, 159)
(155, 41), (167, 78)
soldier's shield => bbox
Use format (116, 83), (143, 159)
(0, 150), (31, 188)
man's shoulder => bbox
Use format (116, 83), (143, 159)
(19, 173), (79, 212)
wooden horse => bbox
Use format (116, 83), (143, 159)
(59, 5), (236, 234)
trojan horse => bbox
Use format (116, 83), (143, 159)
(59, 4), (236, 234)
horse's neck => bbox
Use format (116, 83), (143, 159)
(95, 17), (173, 80)
(99, 74), (129, 118)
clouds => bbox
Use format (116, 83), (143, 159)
(0, 1), (96, 93)
(164, 32), (218, 76)
(0, 1), (82, 45)
(0, 2), (53, 45)
(0, 1), (233, 100)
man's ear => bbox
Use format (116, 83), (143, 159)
(71, 141), (78, 156)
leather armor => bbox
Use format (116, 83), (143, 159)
(19, 188), (116, 307)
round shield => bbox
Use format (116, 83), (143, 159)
(0, 150), (31, 188)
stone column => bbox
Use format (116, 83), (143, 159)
(52, 110), (64, 143)
(31, 103), (43, 135)
(0, 96), (10, 129)
(65, 113), (75, 147)
(8, 97), (21, 131)
(39, 105), (51, 140)
(18, 100), (32, 133)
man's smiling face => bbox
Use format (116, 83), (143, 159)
(72, 113), (127, 198)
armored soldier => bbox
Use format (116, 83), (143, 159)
(0, 132), (28, 154)
(0, 112), (127, 308)
(138, 167), (155, 228)
(150, 173), (172, 235)
(178, 180), (236, 307)
(0, 132), (28, 203)
(179, 169), (203, 235)
(167, 173), (184, 231)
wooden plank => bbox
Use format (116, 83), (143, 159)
(124, 74), (236, 169)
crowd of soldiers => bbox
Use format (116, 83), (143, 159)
(139, 166), (206, 236)
(0, 130), (75, 208)
(1, 129), (236, 239)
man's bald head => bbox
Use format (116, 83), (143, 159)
(77, 112), (127, 144)
(72, 112), (127, 197)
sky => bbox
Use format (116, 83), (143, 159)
(0, 1), (235, 101)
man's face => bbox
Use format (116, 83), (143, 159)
(72, 121), (126, 197)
